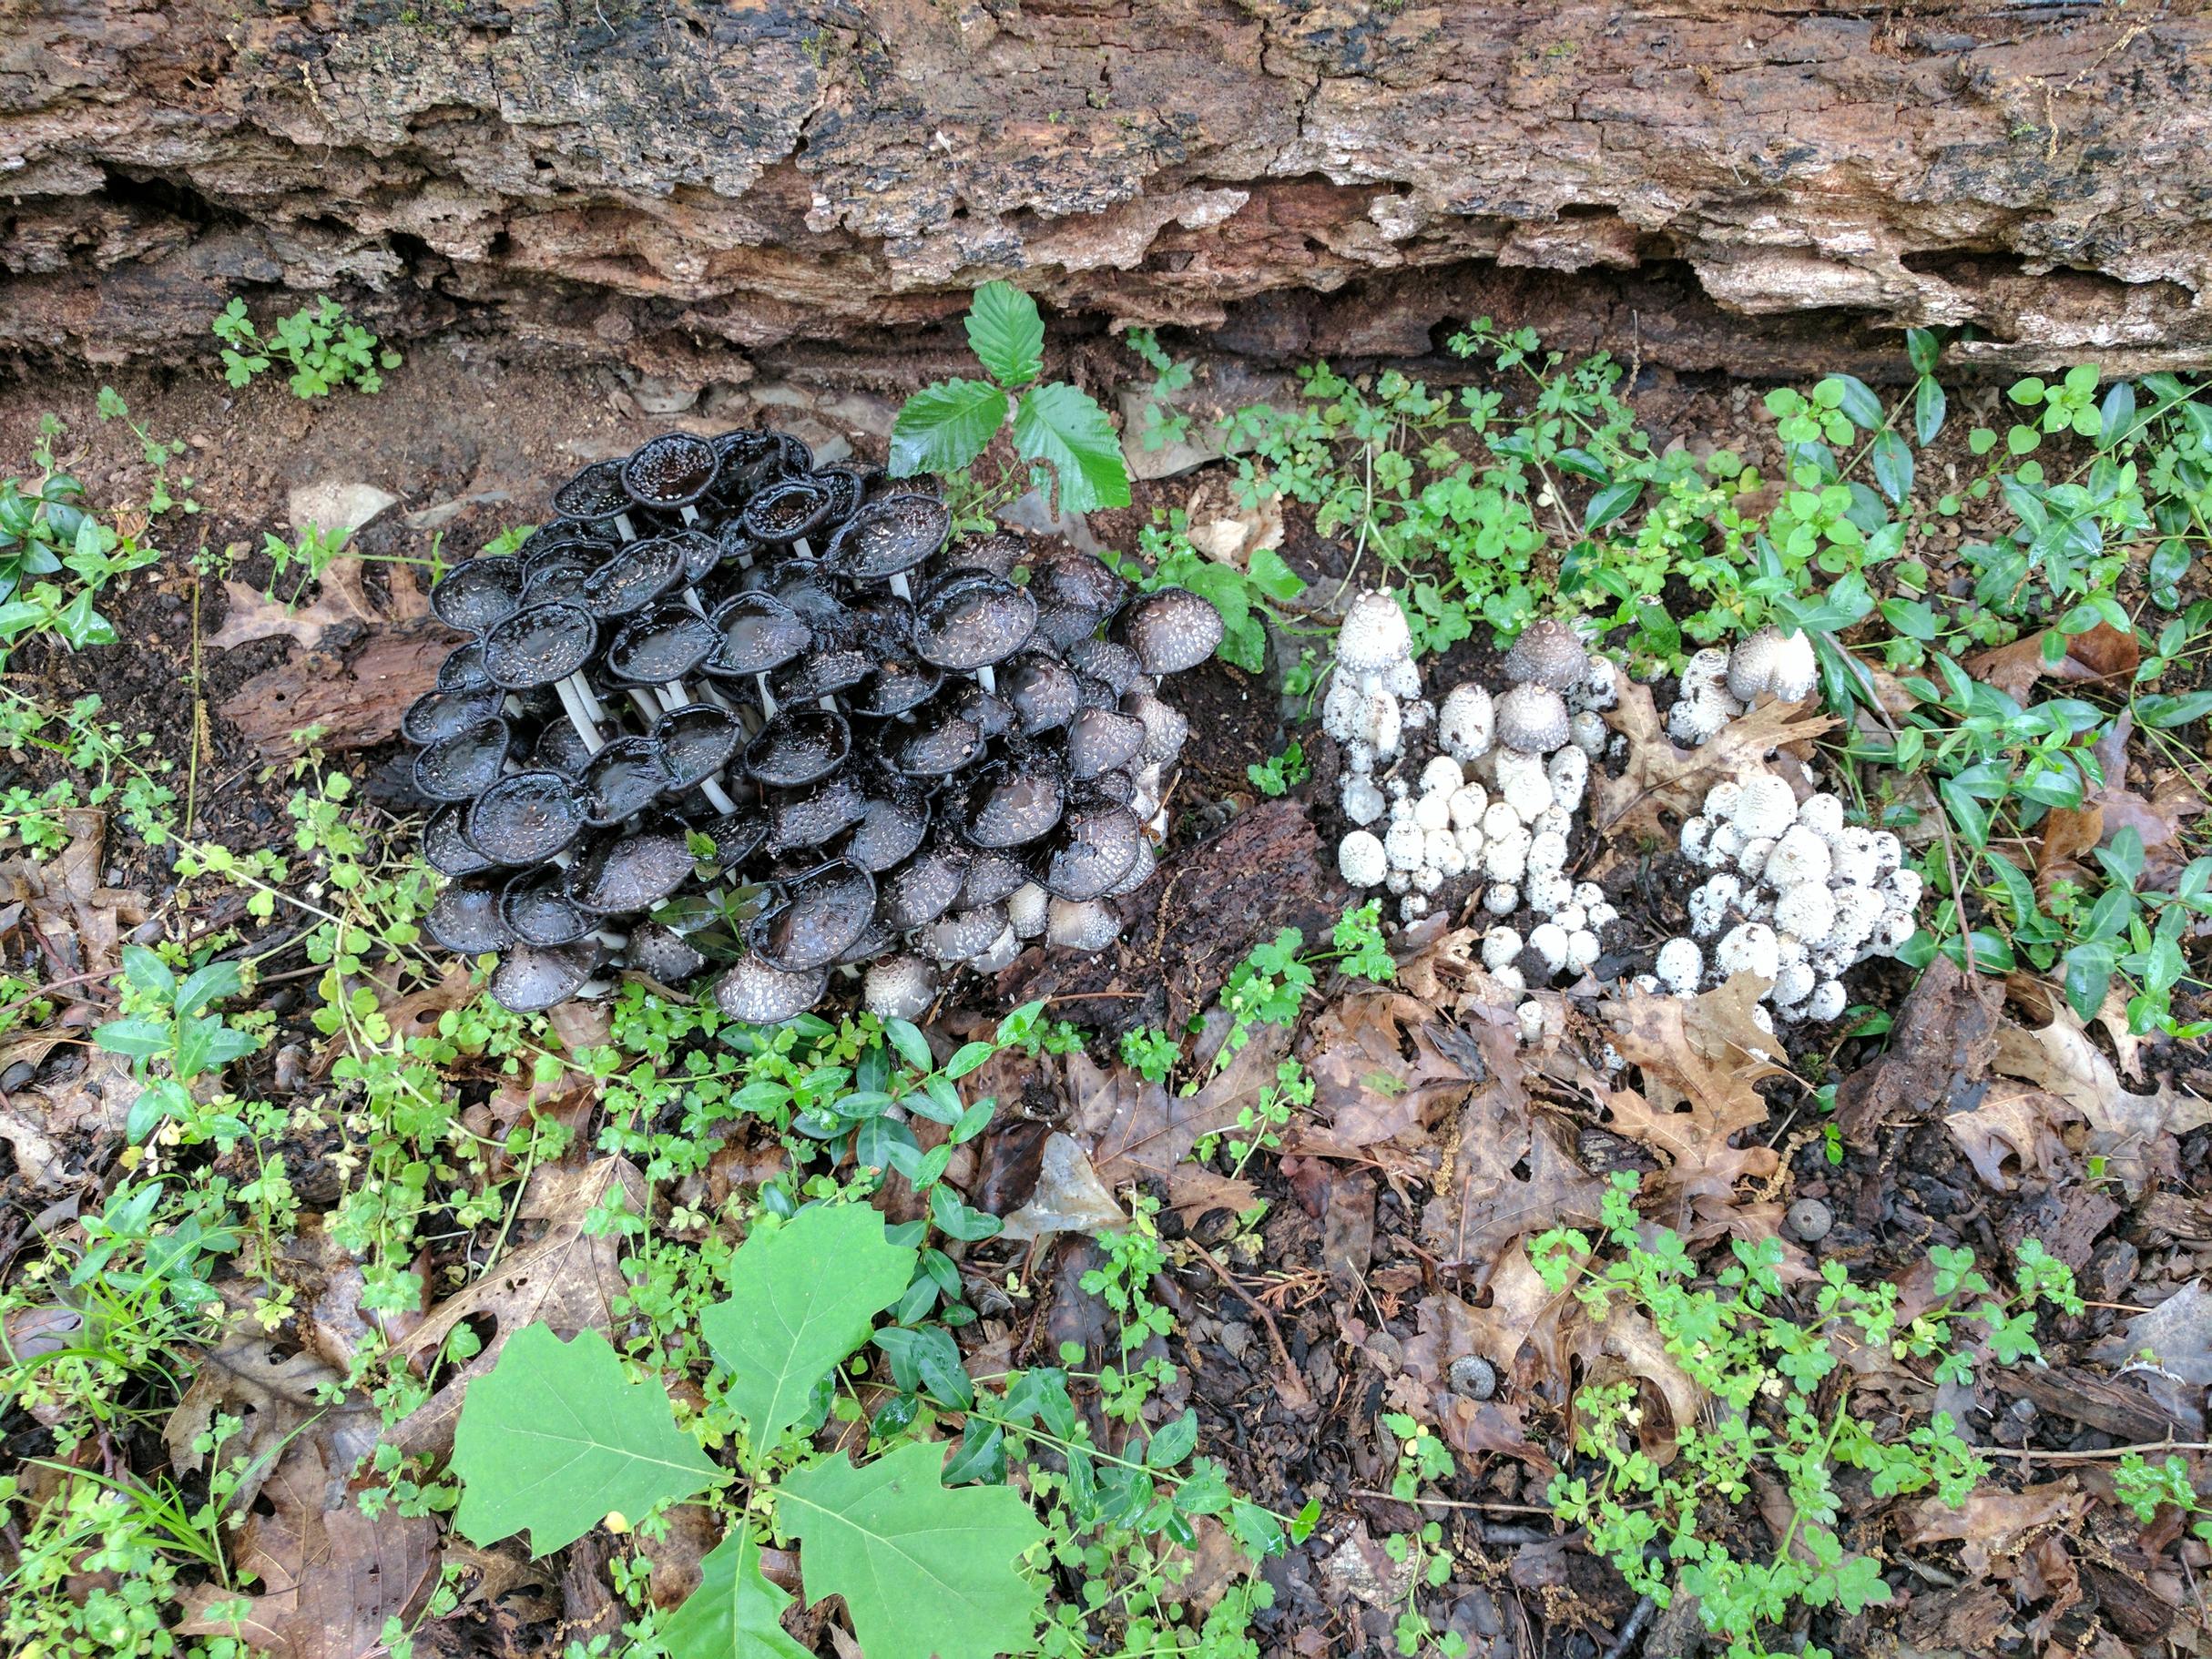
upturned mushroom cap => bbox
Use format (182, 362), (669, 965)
(567, 827), (694, 913)
(466, 770), (586, 864)
(958, 845), (1033, 910)
(862, 954), (938, 1021)
(1065, 638), (1144, 697)
(606, 605), (719, 685)
(1042, 799), (1142, 900)
(842, 773), (932, 871)
(500, 867), (590, 947)
(825, 493), (949, 581)
(1335, 590), (1412, 676)
(1030, 550), (1127, 616)
(748, 860), (876, 972)
(713, 955), (830, 1024)
(963, 754), (1066, 848)
(579, 536), (687, 618)
(552, 460), (631, 523)
(1045, 897), (1120, 952)
(426, 877), (513, 955)
(706, 592), (812, 677)
(771, 626), (875, 703)
(1502, 618), (1591, 691)
(1117, 588), (1222, 675)
(891, 708), (984, 779)
(1495, 683), (1571, 755)
(423, 802), (496, 876)
(740, 477), (831, 545)
(915, 573), (1037, 672)
(765, 771), (867, 853)
(431, 556), (526, 634)
(482, 602), (598, 689)
(1064, 706), (1147, 781)
(580, 736), (669, 827)
(626, 920), (708, 984)
(436, 640), (493, 692)
(1002, 651), (1081, 736)
(880, 841), (972, 931)
(698, 808), (770, 871)
(621, 433), (720, 508)
(744, 706), (851, 789)
(519, 548), (600, 606)
(492, 941), (604, 1013)
(652, 705), (743, 791)
(403, 686), (505, 746)
(413, 718), (512, 802)
(923, 904), (1009, 965)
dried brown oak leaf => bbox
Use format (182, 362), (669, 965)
(163, 1333), (377, 1517)
(386, 1156), (646, 1460)
(1600, 974), (1784, 1237)
(1992, 1005), (2212, 1196)
(1418, 997), (1602, 1271)
(1834, 956), (2002, 1147)
(1969, 621), (2138, 704)
(1591, 681), (1832, 850)
(1944, 1082), (2074, 1192)
(1069, 1026), (1289, 1187)
(1293, 992), (1482, 1165)
(2090, 1280), (2212, 1429)
(177, 1439), (439, 1659)
(1902, 1477), (2090, 1580)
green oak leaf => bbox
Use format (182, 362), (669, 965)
(1012, 381), (1131, 515)
(451, 1323), (719, 1557)
(660, 1527), (810, 1659)
(964, 280), (1045, 390)
(701, 1203), (916, 1447)
(889, 377), (1008, 479)
(778, 1440), (1045, 1659)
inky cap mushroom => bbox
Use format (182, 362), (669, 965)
(1117, 588), (1223, 676)
(467, 769), (586, 864)
(621, 433), (720, 509)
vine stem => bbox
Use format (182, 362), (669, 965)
(1181, 1235), (1312, 1410)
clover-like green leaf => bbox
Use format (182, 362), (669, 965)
(660, 1527), (810, 1659)
(452, 1323), (720, 1557)
(1012, 382), (1131, 515)
(778, 1440), (1045, 1659)
(700, 1202), (915, 1448)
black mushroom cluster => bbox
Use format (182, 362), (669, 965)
(407, 428), (1221, 1023)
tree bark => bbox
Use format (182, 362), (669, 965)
(3, 1), (2208, 382)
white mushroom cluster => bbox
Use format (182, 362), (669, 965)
(1331, 605), (1624, 1035)
(1667, 624), (1819, 745)
(1644, 772), (1921, 1023)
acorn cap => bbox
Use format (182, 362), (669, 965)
(1117, 588), (1222, 676)
(1501, 618), (1590, 691)
(621, 433), (719, 509)
(430, 556), (525, 635)
(712, 955), (829, 1023)
(491, 941), (603, 1013)
(1495, 683), (1571, 755)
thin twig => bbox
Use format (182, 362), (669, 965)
(1182, 1235), (1312, 1410)
(1349, 1491), (1559, 1515)
(1599, 1594), (1657, 1659)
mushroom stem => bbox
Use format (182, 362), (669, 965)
(754, 673), (780, 718)
(817, 697), (839, 715)
(614, 513), (638, 543)
(566, 672), (611, 728)
(629, 689), (668, 728)
(551, 677), (607, 755)
(678, 588), (708, 618)
(678, 505), (699, 526)
(696, 681), (739, 715)
(661, 680), (692, 707)
(592, 929), (629, 950)
(550, 850), (575, 870)
(698, 775), (739, 815)
(795, 537), (814, 559)
(889, 572), (912, 602)
(976, 664), (997, 697)
(574, 977), (615, 998)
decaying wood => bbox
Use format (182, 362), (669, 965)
(219, 619), (454, 755)
(1993, 1365), (2199, 1448)
(4, 3), (2210, 382)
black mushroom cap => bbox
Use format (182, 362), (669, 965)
(663, 527), (723, 585)
(622, 433), (721, 509)
(423, 802), (497, 877)
(413, 718), (512, 803)
(698, 807), (770, 872)
(741, 478), (832, 545)
(842, 772), (932, 872)
(706, 591), (812, 677)
(567, 826), (694, 913)
(552, 461), (633, 523)
(825, 493), (949, 582)
(627, 921), (708, 985)
(889, 707), (983, 779)
(579, 736), (668, 827)
(963, 751), (1067, 848)
(1500, 616), (1590, 692)
(436, 640), (493, 692)
(1042, 798), (1143, 900)
(924, 904), (1007, 965)
(530, 718), (597, 778)
(1033, 548), (1127, 616)
(430, 556), (526, 636)
(483, 602), (599, 689)
(851, 648), (943, 718)
(500, 867), (590, 947)
(915, 573), (1037, 671)
(652, 705), (744, 792)
(1064, 706), (1147, 781)
(467, 769), (586, 864)
(766, 771), (868, 855)
(605, 605), (720, 685)
(745, 705), (851, 789)
(880, 840), (972, 931)
(580, 536), (687, 618)
(1117, 587), (1224, 676)
(403, 685), (505, 746)
(957, 845), (1033, 911)
(1065, 638), (1143, 697)
(492, 941), (604, 1013)
(426, 876), (513, 955)
(1000, 651), (1080, 735)
(713, 955), (829, 1024)
(770, 625), (874, 704)
(748, 860), (876, 972)
(520, 550), (601, 607)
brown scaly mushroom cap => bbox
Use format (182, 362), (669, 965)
(1495, 682), (1572, 755)
(1501, 618), (1590, 692)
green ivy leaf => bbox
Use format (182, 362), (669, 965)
(1011, 382), (1131, 515)
(888, 378), (1008, 480)
(777, 1440), (1045, 1659)
(1913, 375), (1947, 447)
(964, 280), (1045, 391)
(700, 1203), (916, 1446)
(1583, 477), (1643, 532)
(661, 1528), (810, 1659)
(452, 1324), (719, 1556)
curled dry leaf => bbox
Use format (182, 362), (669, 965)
(1968, 621), (2138, 705)
(2090, 1280), (2212, 1430)
(1945, 1083), (2073, 1192)
(1599, 974), (1784, 1237)
(1991, 1004), (2211, 1196)
(1834, 956), (2002, 1147)
(387, 1156), (647, 1461)
(1072, 1021), (1290, 1187)
(163, 1332), (377, 1518)
(1293, 991), (1483, 1166)
(1591, 681), (1833, 853)
(998, 1131), (1128, 1242)
(1901, 1477), (2089, 1580)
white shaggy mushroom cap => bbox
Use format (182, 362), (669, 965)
(1870, 830), (1904, 876)
(1655, 937), (1703, 994)
(1773, 882), (1838, 948)
(1546, 746), (1590, 812)
(1401, 894), (1430, 921)
(1491, 963), (1525, 992)
(1808, 980), (1848, 1022)
(1337, 589), (1414, 676)
(1365, 689), (1404, 763)
(1569, 709), (1608, 758)
(1385, 868), (1412, 895)
(1573, 880), (1605, 910)
(1680, 816), (1712, 863)
(1830, 885), (1886, 952)
(1526, 922), (1569, 978)
(1007, 881), (1051, 939)
(1555, 902), (1587, 933)
(1668, 647), (1743, 745)
(1320, 675), (1367, 746)
(1668, 692), (1735, 747)
(1047, 898), (1121, 952)
(1688, 872), (1744, 937)
(1708, 821), (1750, 866)
(1716, 921), (1780, 984)
(1384, 655), (1423, 699)
(1878, 909), (1918, 952)
(1738, 837), (1775, 880)
(1426, 829), (1463, 876)
(1482, 926), (1523, 969)
(1482, 800), (1524, 840)
(1344, 739), (1376, 776)
(1515, 999), (1547, 1044)
(1340, 773), (1386, 826)
(1391, 795), (1415, 823)
(1526, 870), (1573, 915)
(1703, 779), (1744, 821)
(1729, 774), (1799, 841)
(1420, 756), (1465, 796)
(1437, 683), (1496, 764)
(1497, 683), (1572, 755)
(1829, 826), (1879, 889)
(1575, 655), (1619, 712)
(1384, 819), (1426, 871)
(1772, 960), (1816, 1008)
(1402, 697), (1433, 732)
(1339, 830), (1388, 888)
(970, 924), (1021, 976)
(1453, 824), (1485, 861)
(1796, 792), (1845, 839)
(1884, 867), (1925, 913)
(1726, 625), (1820, 704)
(1484, 827), (1532, 884)
(1483, 881), (1520, 914)
(1497, 751), (1555, 821)
(1532, 804), (1571, 840)
(1587, 901), (1619, 930)
(1565, 928), (1601, 973)
(863, 954), (939, 1021)
(1413, 790), (1452, 833)
(1413, 863), (1444, 893)
(1448, 785), (1488, 830)
(1766, 824), (1834, 890)
(1527, 830), (1568, 876)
